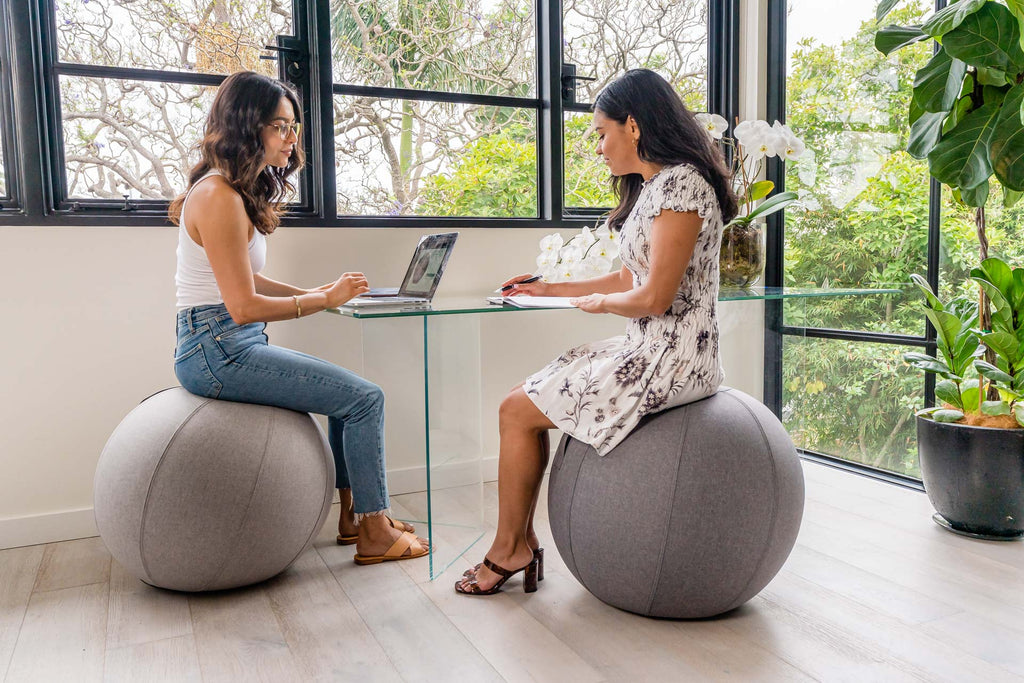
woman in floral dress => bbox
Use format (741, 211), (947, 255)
(456, 69), (738, 596)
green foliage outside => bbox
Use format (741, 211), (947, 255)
(783, 2), (1024, 477)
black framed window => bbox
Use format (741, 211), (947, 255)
(0, 0), (15, 208)
(43, 0), (299, 220)
(765, 0), (1022, 485)
(1, 0), (736, 227)
(561, 0), (717, 214)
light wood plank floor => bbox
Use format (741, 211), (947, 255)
(2, 460), (1022, 683)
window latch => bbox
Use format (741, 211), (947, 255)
(261, 44), (306, 80)
(561, 63), (596, 105)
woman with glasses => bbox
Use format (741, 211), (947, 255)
(169, 71), (428, 565)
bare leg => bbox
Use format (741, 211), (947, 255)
(337, 488), (358, 538)
(457, 387), (554, 592)
(525, 430), (549, 550)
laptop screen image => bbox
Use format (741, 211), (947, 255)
(398, 232), (458, 298)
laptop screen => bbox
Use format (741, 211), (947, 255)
(398, 232), (458, 298)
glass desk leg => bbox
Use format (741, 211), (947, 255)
(421, 314), (486, 579)
(357, 315), (486, 580)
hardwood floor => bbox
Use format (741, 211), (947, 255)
(1, 460), (1022, 683)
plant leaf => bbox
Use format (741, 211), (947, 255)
(1014, 402), (1024, 427)
(877, 0), (901, 22)
(922, 308), (964, 359)
(910, 273), (944, 311)
(908, 110), (948, 159)
(933, 409), (966, 422)
(875, 25), (929, 56)
(746, 180), (774, 203)
(960, 180), (989, 207)
(904, 351), (953, 375)
(942, 3), (1024, 73)
(1007, 0), (1024, 53)
(914, 50), (968, 112)
(935, 378), (964, 409)
(991, 82), (1024, 192)
(745, 191), (799, 220)
(921, 0), (987, 38)
(961, 383), (981, 413)
(978, 331), (1023, 366)
(970, 275), (1013, 333)
(1005, 187), (1024, 207)
(982, 400), (1011, 416)
(975, 257), (1015, 294)
(974, 359), (1015, 385)
(928, 99), (1001, 191)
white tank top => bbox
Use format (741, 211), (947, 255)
(175, 170), (267, 310)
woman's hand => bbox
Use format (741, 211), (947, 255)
(571, 293), (607, 314)
(324, 272), (370, 307)
(500, 273), (551, 296)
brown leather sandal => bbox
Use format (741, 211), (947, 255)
(455, 556), (539, 595)
(337, 516), (416, 546)
(353, 530), (430, 565)
(464, 548), (543, 581)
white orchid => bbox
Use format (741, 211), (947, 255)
(539, 233), (564, 255)
(772, 121), (806, 160)
(711, 115), (808, 228)
(533, 222), (620, 283)
(536, 250), (558, 270)
(595, 223), (617, 244)
(695, 112), (729, 140)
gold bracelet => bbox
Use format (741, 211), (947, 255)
(292, 295), (302, 319)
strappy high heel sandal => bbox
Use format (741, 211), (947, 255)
(455, 556), (539, 595)
(464, 548), (544, 581)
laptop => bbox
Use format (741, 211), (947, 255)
(342, 232), (458, 308)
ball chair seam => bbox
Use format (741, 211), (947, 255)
(645, 403), (694, 616)
(562, 434), (589, 592)
(201, 407), (277, 591)
(719, 390), (782, 612)
(277, 414), (335, 574)
(137, 396), (210, 585)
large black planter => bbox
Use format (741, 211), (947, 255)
(917, 416), (1024, 540)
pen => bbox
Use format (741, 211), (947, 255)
(500, 275), (541, 292)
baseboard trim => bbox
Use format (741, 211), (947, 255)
(0, 458), (502, 550)
(0, 507), (99, 551)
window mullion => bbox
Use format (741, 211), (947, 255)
(541, 0), (562, 222)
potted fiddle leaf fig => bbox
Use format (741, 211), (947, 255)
(877, 0), (1024, 539)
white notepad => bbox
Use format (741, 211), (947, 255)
(488, 296), (577, 308)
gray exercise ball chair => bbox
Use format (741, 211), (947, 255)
(547, 387), (804, 618)
(94, 387), (335, 592)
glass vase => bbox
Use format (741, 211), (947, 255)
(719, 219), (765, 288)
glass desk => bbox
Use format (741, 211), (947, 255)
(328, 286), (897, 578)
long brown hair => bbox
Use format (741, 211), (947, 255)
(594, 69), (737, 231)
(169, 71), (305, 235)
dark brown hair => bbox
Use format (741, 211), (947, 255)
(169, 71), (305, 235)
(594, 69), (737, 231)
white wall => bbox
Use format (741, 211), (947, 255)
(0, 226), (764, 548)
(0, 0), (772, 549)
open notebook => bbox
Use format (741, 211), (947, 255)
(486, 296), (577, 308)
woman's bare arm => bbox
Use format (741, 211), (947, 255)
(573, 209), (702, 317)
(188, 178), (367, 323)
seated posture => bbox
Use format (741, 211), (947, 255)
(171, 71), (427, 565)
(457, 69), (738, 595)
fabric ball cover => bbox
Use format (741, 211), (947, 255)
(94, 387), (335, 592)
(547, 387), (804, 618)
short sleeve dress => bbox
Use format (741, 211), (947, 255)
(523, 163), (725, 455)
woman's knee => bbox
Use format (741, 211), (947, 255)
(499, 388), (533, 425)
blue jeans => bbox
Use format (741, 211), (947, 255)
(174, 304), (389, 515)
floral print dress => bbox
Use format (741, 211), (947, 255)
(524, 163), (725, 455)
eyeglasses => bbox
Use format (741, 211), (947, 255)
(264, 122), (301, 140)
